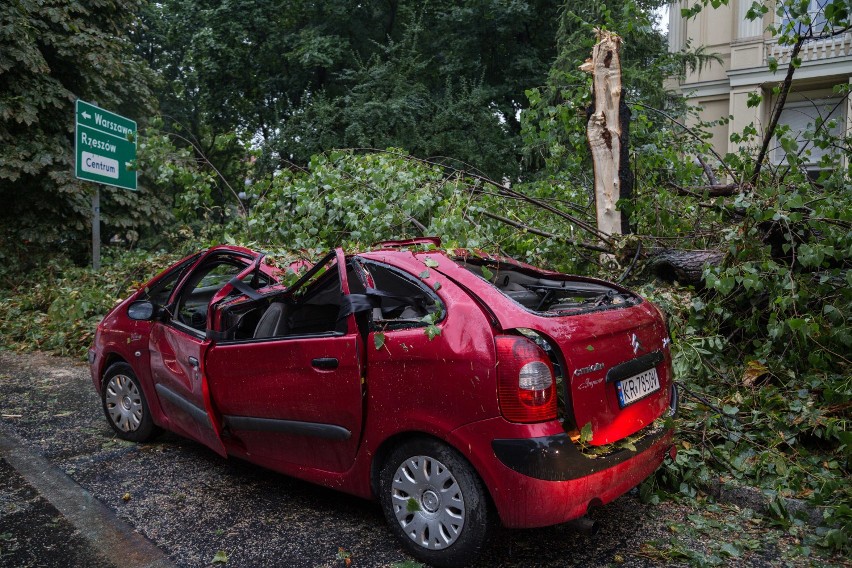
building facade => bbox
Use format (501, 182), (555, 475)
(668, 0), (851, 171)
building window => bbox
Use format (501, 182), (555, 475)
(772, 97), (846, 172)
(780, 0), (830, 35)
(738, 0), (764, 39)
(668, 1), (688, 52)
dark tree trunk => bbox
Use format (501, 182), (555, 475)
(648, 248), (725, 285)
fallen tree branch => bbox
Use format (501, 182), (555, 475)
(476, 179), (614, 246)
(479, 210), (611, 253)
(667, 182), (746, 197)
(632, 103), (737, 181)
(344, 147), (614, 246)
(696, 154), (719, 186)
(646, 247), (725, 284)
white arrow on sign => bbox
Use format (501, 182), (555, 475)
(82, 111), (92, 120)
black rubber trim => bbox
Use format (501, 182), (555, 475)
(492, 382), (678, 481)
(228, 277), (264, 301)
(154, 384), (212, 429)
(223, 415), (351, 440)
(311, 357), (339, 369)
(605, 350), (664, 383)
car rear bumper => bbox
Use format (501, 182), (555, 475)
(448, 384), (678, 528)
(494, 427), (674, 528)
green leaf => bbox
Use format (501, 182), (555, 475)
(424, 257), (439, 268)
(211, 551), (229, 564)
(419, 269), (430, 279)
(425, 324), (441, 340)
(722, 404), (738, 416)
(480, 266), (493, 281)
(406, 497), (421, 513)
(586, 345), (594, 351)
(432, 281), (441, 291)
(373, 332), (385, 350)
(579, 422), (593, 444)
(767, 56), (778, 72)
(746, 92), (762, 108)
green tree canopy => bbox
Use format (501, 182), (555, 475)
(0, 0), (161, 264)
(139, 0), (562, 179)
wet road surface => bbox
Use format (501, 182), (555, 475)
(0, 351), (817, 567)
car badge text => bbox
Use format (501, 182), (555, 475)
(574, 362), (605, 376)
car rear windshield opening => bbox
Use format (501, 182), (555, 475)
(455, 260), (640, 315)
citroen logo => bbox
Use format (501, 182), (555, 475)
(630, 333), (642, 354)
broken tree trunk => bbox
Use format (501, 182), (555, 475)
(580, 29), (624, 238)
(648, 248), (725, 285)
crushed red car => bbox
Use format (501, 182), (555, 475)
(89, 237), (677, 567)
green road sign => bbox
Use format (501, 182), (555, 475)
(75, 100), (137, 191)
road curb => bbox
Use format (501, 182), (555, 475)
(0, 427), (176, 568)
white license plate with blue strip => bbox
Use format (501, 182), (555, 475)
(616, 367), (660, 407)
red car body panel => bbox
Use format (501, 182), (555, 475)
(423, 251), (672, 445)
(207, 333), (364, 472)
(447, 416), (675, 527)
(90, 242), (677, 532)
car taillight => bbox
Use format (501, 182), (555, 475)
(496, 335), (557, 423)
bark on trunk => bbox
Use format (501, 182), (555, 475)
(580, 29), (623, 237)
(648, 248), (725, 285)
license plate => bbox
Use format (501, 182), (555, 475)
(616, 367), (660, 407)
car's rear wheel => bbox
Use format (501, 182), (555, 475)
(102, 362), (158, 442)
(379, 438), (494, 568)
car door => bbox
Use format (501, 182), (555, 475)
(148, 250), (256, 457)
(204, 249), (367, 473)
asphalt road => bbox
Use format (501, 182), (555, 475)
(0, 351), (825, 568)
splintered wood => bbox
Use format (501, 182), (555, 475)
(580, 29), (623, 237)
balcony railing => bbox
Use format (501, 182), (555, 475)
(766, 31), (852, 65)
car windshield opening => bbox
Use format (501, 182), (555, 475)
(454, 259), (640, 315)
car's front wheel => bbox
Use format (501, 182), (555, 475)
(379, 438), (494, 568)
(101, 362), (158, 442)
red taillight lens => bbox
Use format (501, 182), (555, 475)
(496, 335), (557, 423)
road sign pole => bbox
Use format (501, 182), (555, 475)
(92, 187), (101, 271)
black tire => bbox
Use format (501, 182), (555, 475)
(379, 438), (494, 568)
(101, 362), (159, 442)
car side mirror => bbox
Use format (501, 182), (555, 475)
(127, 300), (156, 321)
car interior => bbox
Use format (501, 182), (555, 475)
(213, 260), (439, 342)
(457, 261), (639, 314)
(171, 255), (272, 332)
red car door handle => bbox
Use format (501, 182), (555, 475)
(188, 356), (199, 368)
(311, 357), (339, 369)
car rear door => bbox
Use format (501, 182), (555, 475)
(204, 249), (367, 473)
